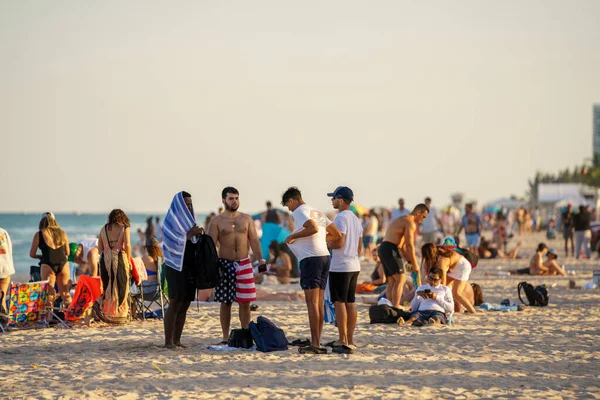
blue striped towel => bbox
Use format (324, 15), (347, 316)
(162, 192), (196, 272)
(324, 277), (336, 325)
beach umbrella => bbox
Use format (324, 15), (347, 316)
(350, 203), (369, 215)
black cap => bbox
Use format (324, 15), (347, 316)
(327, 186), (354, 202)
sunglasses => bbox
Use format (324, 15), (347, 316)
(427, 276), (441, 282)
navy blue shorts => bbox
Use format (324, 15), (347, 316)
(362, 236), (374, 248)
(410, 310), (448, 324)
(299, 256), (330, 290)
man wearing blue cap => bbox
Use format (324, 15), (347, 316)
(326, 186), (363, 354)
(282, 187), (341, 354)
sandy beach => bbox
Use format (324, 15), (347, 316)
(2, 232), (600, 399)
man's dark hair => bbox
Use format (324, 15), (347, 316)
(281, 187), (302, 206)
(399, 198), (404, 203)
(413, 203), (430, 214)
(537, 243), (547, 252)
(425, 197), (432, 202)
(266, 201), (272, 207)
(221, 186), (239, 199)
(429, 266), (443, 278)
(182, 191), (191, 198)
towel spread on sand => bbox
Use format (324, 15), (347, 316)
(162, 192), (196, 272)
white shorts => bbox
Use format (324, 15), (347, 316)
(448, 257), (472, 281)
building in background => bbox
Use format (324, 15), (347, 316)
(594, 104), (600, 165)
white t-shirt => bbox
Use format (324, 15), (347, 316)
(410, 283), (454, 313)
(288, 204), (332, 262)
(364, 215), (379, 237)
(78, 238), (99, 261)
(0, 228), (15, 279)
(421, 206), (439, 234)
(331, 210), (363, 273)
(391, 208), (410, 221)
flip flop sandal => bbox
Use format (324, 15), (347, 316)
(298, 345), (327, 354)
(289, 339), (311, 347)
(250, 304), (259, 311)
(325, 341), (344, 347)
(332, 345), (355, 355)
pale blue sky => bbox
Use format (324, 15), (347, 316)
(1, 0), (599, 214)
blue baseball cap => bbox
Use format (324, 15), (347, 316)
(327, 186), (354, 202)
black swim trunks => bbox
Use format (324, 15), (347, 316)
(378, 241), (406, 277)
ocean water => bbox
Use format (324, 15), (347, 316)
(0, 213), (207, 277)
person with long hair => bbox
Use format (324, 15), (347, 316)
(29, 212), (71, 307)
(142, 237), (163, 282)
(421, 243), (477, 313)
(96, 209), (133, 324)
(266, 241), (292, 284)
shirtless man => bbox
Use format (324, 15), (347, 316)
(208, 187), (265, 344)
(377, 204), (429, 308)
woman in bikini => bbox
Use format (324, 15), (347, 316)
(421, 243), (478, 313)
(266, 241), (292, 284)
(97, 209), (133, 324)
(29, 212), (72, 307)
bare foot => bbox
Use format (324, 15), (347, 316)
(397, 318), (405, 326)
(428, 317), (441, 325)
(175, 343), (188, 349)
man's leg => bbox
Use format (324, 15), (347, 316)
(164, 299), (182, 348)
(317, 289), (325, 344)
(575, 231), (583, 259)
(346, 303), (357, 346)
(385, 275), (397, 305)
(304, 288), (322, 347)
(239, 302), (251, 329)
(174, 300), (192, 347)
(390, 273), (406, 308)
(220, 302), (233, 342)
(583, 232), (591, 258)
(334, 301), (348, 345)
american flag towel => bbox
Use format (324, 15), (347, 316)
(235, 258), (257, 303)
(162, 192), (196, 272)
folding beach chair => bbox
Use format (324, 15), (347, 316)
(1, 280), (69, 331)
(131, 262), (168, 320)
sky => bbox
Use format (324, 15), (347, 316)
(1, 0), (599, 214)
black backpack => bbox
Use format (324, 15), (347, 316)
(368, 304), (409, 324)
(191, 234), (222, 290)
(518, 282), (549, 307)
(227, 328), (254, 349)
(446, 246), (479, 268)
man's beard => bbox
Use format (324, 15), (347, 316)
(225, 203), (239, 212)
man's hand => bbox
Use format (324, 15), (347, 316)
(284, 236), (295, 245)
(429, 291), (437, 300)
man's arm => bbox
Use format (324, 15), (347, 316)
(284, 219), (318, 244)
(325, 223), (342, 243)
(357, 236), (363, 256)
(410, 289), (422, 312)
(402, 221), (420, 283)
(207, 217), (220, 247)
(432, 287), (455, 313)
(328, 233), (345, 249)
(247, 215), (263, 261)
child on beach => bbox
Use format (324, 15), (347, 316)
(399, 266), (454, 326)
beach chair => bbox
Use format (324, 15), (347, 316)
(2, 281), (69, 331)
(131, 261), (168, 320)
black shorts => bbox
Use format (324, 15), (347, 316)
(329, 271), (359, 303)
(165, 265), (196, 301)
(300, 256), (330, 290)
(378, 241), (406, 276)
(515, 267), (530, 275)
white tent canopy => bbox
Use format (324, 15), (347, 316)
(538, 183), (597, 204)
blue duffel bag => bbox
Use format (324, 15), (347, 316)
(249, 316), (289, 352)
